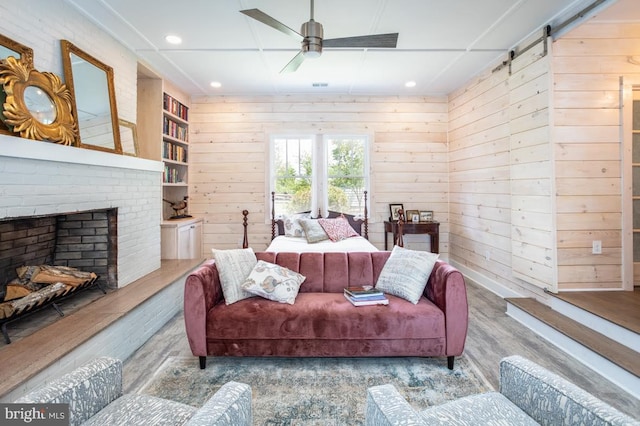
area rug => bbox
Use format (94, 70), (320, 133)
(139, 356), (493, 425)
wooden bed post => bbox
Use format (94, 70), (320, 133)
(242, 210), (249, 248)
(396, 208), (404, 247)
(271, 192), (276, 240)
(363, 190), (368, 240)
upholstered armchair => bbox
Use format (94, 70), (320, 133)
(365, 355), (638, 426)
(15, 357), (251, 426)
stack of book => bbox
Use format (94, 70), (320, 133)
(343, 286), (389, 306)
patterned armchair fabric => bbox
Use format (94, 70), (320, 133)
(365, 356), (639, 426)
(15, 357), (252, 426)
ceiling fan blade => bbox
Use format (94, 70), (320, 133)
(240, 9), (304, 41)
(280, 51), (305, 73)
(323, 33), (399, 48)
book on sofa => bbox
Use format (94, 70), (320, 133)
(344, 286), (382, 298)
(343, 289), (389, 306)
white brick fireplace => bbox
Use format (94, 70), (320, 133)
(0, 134), (163, 287)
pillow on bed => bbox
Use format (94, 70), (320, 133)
(283, 213), (311, 237)
(318, 216), (359, 242)
(375, 245), (439, 304)
(212, 247), (257, 305)
(299, 218), (330, 243)
(241, 260), (306, 304)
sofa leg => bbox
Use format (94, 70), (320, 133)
(199, 356), (206, 369)
(447, 356), (454, 370)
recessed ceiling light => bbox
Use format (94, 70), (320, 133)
(405, 81), (417, 88)
(165, 35), (182, 45)
(210, 81), (222, 88)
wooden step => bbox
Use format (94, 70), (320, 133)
(506, 297), (640, 378)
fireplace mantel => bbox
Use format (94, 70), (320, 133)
(0, 134), (161, 172)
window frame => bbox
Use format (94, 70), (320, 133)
(267, 133), (370, 221)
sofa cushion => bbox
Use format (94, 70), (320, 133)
(84, 394), (196, 426)
(206, 292), (445, 341)
(241, 260), (306, 304)
(375, 246), (439, 304)
(418, 392), (539, 426)
(212, 248), (257, 305)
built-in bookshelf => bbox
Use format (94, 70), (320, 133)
(136, 70), (192, 221)
(162, 92), (189, 186)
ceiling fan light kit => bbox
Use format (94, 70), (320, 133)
(240, 0), (398, 73)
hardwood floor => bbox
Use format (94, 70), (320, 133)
(122, 279), (640, 419)
(552, 287), (640, 334)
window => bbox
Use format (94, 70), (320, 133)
(270, 134), (369, 217)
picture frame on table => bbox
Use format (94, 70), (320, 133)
(405, 210), (419, 223)
(389, 203), (404, 221)
(420, 210), (434, 222)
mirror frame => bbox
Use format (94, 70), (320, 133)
(0, 34), (34, 135)
(0, 56), (77, 144)
(60, 40), (122, 154)
(0, 33), (33, 68)
(118, 118), (139, 157)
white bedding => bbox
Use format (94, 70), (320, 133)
(266, 235), (379, 253)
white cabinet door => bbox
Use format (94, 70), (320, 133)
(161, 218), (203, 259)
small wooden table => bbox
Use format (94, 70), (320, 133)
(384, 221), (440, 253)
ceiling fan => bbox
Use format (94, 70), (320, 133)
(240, 0), (399, 73)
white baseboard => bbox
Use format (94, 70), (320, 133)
(448, 260), (523, 298)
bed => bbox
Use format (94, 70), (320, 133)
(241, 191), (378, 252)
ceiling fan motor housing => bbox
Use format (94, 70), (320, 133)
(301, 19), (323, 58)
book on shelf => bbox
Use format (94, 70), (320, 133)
(343, 292), (389, 307)
(344, 286), (383, 298)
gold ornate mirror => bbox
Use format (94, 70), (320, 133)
(60, 40), (122, 154)
(119, 118), (139, 156)
(0, 34), (33, 68)
(0, 56), (77, 144)
(0, 34), (34, 135)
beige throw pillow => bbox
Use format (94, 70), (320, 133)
(212, 247), (257, 305)
(299, 219), (329, 243)
(375, 245), (439, 304)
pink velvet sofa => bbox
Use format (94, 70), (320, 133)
(184, 252), (468, 370)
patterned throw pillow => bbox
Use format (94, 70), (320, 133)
(241, 260), (306, 304)
(283, 213), (310, 237)
(212, 247), (257, 305)
(318, 216), (359, 241)
(375, 245), (439, 304)
(299, 219), (329, 243)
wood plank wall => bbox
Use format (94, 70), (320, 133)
(448, 54), (524, 294)
(552, 22), (640, 290)
(188, 96), (448, 253)
(449, 21), (640, 295)
(509, 41), (555, 291)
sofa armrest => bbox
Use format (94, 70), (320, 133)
(425, 260), (468, 357)
(186, 381), (252, 426)
(184, 260), (223, 357)
(500, 355), (639, 426)
(15, 357), (122, 426)
(364, 384), (425, 426)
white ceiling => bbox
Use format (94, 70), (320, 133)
(65, 0), (637, 97)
